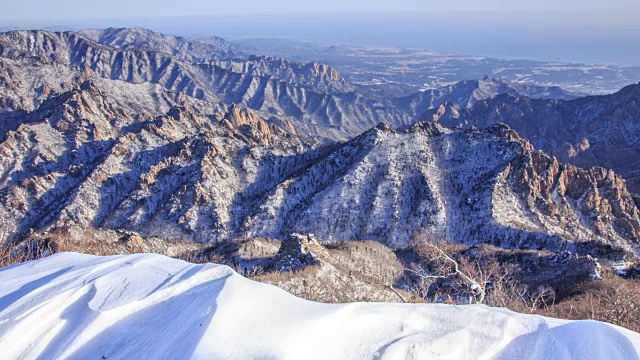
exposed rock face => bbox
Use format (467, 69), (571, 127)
(495, 135), (640, 255)
(422, 83), (640, 203)
(220, 104), (297, 145)
(394, 76), (578, 119)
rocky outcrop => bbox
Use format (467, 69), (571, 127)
(269, 233), (322, 271)
(508, 151), (640, 243)
(220, 104), (297, 145)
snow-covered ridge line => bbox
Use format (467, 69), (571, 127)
(0, 253), (638, 359)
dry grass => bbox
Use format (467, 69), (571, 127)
(406, 232), (640, 332)
(257, 263), (320, 282)
(0, 239), (57, 268)
(176, 248), (226, 265)
(537, 271), (640, 333)
(0, 226), (208, 269)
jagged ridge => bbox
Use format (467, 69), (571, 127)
(1, 84), (638, 259)
(0, 29), (410, 140)
(394, 76), (578, 119)
(422, 82), (640, 202)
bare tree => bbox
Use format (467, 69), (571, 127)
(407, 233), (525, 307)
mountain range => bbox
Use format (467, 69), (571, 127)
(2, 23), (640, 359)
(238, 37), (640, 96)
(0, 28), (590, 141)
(423, 83), (640, 204)
(394, 75), (577, 119)
(0, 28), (408, 141)
(0, 27), (640, 263)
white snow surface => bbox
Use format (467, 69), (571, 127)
(0, 253), (639, 360)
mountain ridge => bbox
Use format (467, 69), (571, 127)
(1, 27), (639, 260)
(395, 76), (578, 119)
(1, 83), (638, 259)
(422, 82), (640, 203)
(0, 28), (412, 141)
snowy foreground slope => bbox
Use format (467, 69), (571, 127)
(0, 253), (639, 360)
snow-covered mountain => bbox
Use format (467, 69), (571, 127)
(394, 76), (578, 118)
(0, 78), (640, 258)
(79, 27), (247, 60)
(1, 81), (639, 257)
(0, 28), (581, 141)
(1, 252), (638, 359)
(0, 28), (411, 141)
(422, 82), (640, 203)
(1, 27), (640, 261)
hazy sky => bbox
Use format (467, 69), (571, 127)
(2, 0), (640, 19)
(2, 0), (640, 65)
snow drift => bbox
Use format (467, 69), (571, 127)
(0, 253), (638, 359)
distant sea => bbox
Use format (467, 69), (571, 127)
(6, 12), (640, 66)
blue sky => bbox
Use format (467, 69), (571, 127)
(2, 0), (639, 19)
(2, 0), (639, 65)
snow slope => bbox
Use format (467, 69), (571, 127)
(0, 253), (638, 359)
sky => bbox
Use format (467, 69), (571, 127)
(2, 0), (640, 19)
(2, 1), (640, 65)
